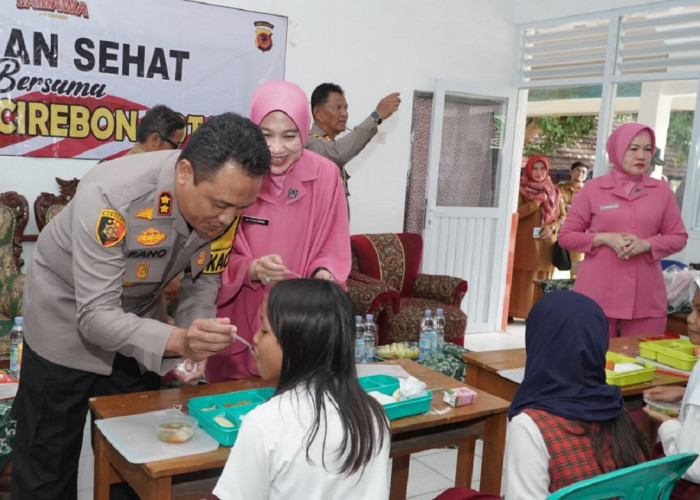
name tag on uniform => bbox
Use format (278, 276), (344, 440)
(600, 203), (620, 210)
(242, 216), (269, 225)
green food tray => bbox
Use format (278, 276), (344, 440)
(605, 352), (656, 387)
(188, 387), (275, 446)
(639, 339), (698, 371)
(358, 374), (400, 395)
(358, 374), (432, 420)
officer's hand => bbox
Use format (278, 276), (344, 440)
(376, 92), (401, 120)
(174, 317), (235, 362)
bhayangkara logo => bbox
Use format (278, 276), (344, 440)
(254, 21), (273, 52)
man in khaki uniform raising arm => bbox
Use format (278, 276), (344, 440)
(306, 82), (401, 199)
(11, 113), (270, 499)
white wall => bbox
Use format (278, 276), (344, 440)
(4, 0), (518, 258)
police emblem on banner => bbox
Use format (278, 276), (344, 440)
(95, 209), (126, 247)
(158, 191), (172, 216)
(135, 263), (149, 279)
(254, 21), (273, 52)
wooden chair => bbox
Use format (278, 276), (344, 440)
(0, 191), (29, 340)
(34, 176), (79, 231)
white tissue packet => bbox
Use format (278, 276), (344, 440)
(396, 376), (428, 401)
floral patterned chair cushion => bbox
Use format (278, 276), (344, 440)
(0, 192), (28, 343)
(348, 233), (468, 345)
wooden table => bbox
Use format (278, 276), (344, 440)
(462, 336), (689, 402)
(90, 359), (510, 500)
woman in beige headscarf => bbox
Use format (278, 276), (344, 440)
(509, 155), (566, 320)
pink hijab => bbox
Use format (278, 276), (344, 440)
(519, 155), (561, 226)
(606, 122), (656, 175)
(606, 122), (656, 196)
(249, 80), (311, 137)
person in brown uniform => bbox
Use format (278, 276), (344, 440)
(557, 161), (589, 277)
(509, 155), (566, 320)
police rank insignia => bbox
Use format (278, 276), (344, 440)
(95, 209), (126, 247)
(135, 207), (154, 220)
(135, 263), (150, 279)
(158, 191), (172, 216)
(137, 228), (167, 246)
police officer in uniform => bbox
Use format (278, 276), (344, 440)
(306, 83), (401, 198)
(11, 113), (271, 499)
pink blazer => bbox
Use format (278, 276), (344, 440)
(558, 172), (687, 319)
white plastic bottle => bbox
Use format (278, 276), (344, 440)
(10, 316), (23, 379)
(419, 309), (434, 360)
(354, 315), (366, 364)
(434, 308), (446, 354)
(364, 314), (377, 362)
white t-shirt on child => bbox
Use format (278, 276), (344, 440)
(213, 387), (391, 500)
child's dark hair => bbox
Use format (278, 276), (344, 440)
(267, 279), (389, 475)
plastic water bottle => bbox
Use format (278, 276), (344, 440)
(364, 314), (377, 362)
(434, 308), (445, 354)
(10, 316), (23, 379)
(419, 310), (434, 360)
(355, 315), (366, 364)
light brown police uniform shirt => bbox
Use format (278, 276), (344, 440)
(23, 150), (237, 375)
(305, 118), (378, 196)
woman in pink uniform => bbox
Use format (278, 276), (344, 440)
(206, 80), (351, 382)
(558, 123), (687, 337)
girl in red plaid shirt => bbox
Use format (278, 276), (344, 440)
(504, 291), (649, 499)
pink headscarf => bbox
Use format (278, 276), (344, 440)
(606, 122), (656, 175)
(519, 155), (561, 226)
(249, 80), (311, 137)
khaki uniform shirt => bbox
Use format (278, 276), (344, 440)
(23, 150), (234, 375)
(305, 118), (378, 196)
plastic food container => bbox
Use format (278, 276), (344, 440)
(188, 387), (275, 446)
(605, 352), (656, 386)
(358, 374), (432, 420)
(639, 339), (698, 371)
(643, 397), (681, 417)
(154, 414), (198, 444)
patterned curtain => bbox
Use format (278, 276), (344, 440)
(404, 93), (500, 234)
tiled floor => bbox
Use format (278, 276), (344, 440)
(77, 324), (526, 499)
(403, 322), (525, 499)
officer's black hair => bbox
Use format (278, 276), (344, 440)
(179, 113), (271, 183)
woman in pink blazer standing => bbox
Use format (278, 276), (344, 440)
(558, 123), (687, 337)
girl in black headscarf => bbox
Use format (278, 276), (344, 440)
(504, 291), (649, 499)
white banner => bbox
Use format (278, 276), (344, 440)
(0, 0), (287, 158)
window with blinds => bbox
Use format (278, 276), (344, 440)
(618, 7), (700, 78)
(520, 20), (610, 84)
(519, 4), (700, 86)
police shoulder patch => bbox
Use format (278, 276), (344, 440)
(96, 209), (127, 247)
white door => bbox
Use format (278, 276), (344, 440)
(422, 79), (518, 333)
